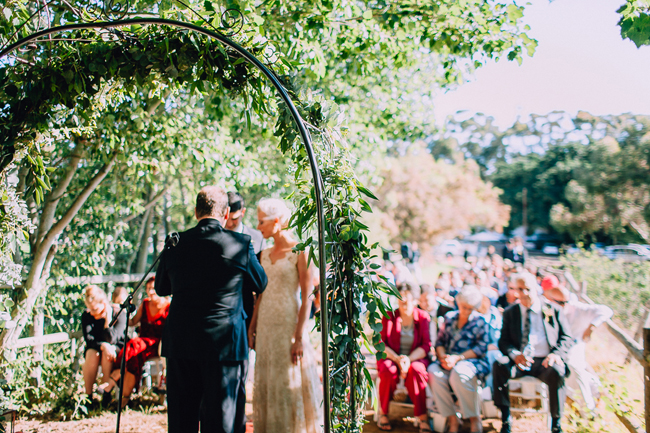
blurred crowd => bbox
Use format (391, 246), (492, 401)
(373, 242), (613, 433)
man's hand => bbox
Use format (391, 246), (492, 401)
(514, 353), (532, 370)
(542, 353), (563, 369)
(398, 355), (411, 379)
(582, 325), (595, 342)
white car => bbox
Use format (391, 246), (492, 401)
(435, 240), (464, 257)
(542, 243), (560, 255)
(603, 245), (650, 261)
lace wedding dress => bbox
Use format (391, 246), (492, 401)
(253, 249), (323, 433)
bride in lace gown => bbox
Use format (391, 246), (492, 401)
(248, 198), (323, 433)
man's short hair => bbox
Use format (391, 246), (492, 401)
(196, 186), (228, 218)
(227, 191), (245, 213)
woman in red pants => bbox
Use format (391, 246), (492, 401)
(100, 276), (170, 407)
(377, 282), (432, 432)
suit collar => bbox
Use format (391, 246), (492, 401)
(519, 297), (542, 316)
(197, 218), (224, 228)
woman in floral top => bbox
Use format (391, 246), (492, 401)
(428, 286), (489, 433)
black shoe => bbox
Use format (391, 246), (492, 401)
(100, 387), (114, 408)
(500, 418), (512, 433)
(551, 417), (562, 433)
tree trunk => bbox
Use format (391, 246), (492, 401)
(135, 204), (155, 274)
(2, 152), (118, 354)
(29, 295), (45, 387)
(163, 191), (171, 236)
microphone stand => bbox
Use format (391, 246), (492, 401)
(110, 233), (178, 433)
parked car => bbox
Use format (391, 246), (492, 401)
(603, 245), (650, 261)
(434, 240), (464, 257)
(542, 243), (560, 255)
(629, 244), (650, 253)
(565, 244), (581, 255)
(526, 233), (561, 250)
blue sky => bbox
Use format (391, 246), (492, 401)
(433, 0), (650, 128)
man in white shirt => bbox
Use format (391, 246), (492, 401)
(493, 273), (574, 433)
(543, 280), (613, 417)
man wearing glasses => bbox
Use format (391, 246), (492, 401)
(543, 276), (613, 419)
(493, 273), (574, 433)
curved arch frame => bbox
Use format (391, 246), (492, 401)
(1, 18), (331, 433)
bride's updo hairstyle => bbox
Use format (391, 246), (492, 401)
(257, 198), (292, 229)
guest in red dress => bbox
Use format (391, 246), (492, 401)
(100, 276), (170, 407)
(377, 282), (432, 432)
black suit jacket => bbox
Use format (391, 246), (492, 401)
(155, 218), (267, 361)
(498, 299), (574, 368)
(239, 225), (266, 331)
(242, 224), (266, 256)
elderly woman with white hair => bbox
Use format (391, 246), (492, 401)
(428, 286), (490, 433)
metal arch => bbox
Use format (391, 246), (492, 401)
(0, 18), (331, 433)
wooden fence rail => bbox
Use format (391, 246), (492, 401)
(563, 271), (646, 433)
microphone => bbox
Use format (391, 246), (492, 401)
(165, 232), (180, 248)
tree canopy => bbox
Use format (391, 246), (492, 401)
(435, 111), (650, 244)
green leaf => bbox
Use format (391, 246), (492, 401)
(362, 10), (373, 20)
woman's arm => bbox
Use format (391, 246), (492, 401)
(384, 346), (401, 363)
(129, 302), (144, 327)
(435, 345), (447, 360)
(291, 251), (314, 364)
(408, 347), (427, 362)
(294, 251), (314, 341)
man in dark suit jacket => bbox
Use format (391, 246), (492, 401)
(225, 191), (266, 328)
(156, 186), (267, 433)
(225, 191), (266, 433)
(494, 273), (574, 433)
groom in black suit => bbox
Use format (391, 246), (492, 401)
(156, 186), (267, 433)
(494, 273), (574, 433)
(225, 191), (266, 433)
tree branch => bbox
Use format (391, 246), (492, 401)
(40, 151), (118, 254)
(35, 140), (84, 250)
(121, 186), (168, 223)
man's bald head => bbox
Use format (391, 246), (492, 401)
(544, 286), (570, 305)
(195, 186), (229, 220)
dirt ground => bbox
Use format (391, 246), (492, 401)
(15, 318), (641, 433)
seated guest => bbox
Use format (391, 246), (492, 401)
(543, 278), (613, 418)
(111, 286), (128, 307)
(377, 283), (431, 432)
(496, 286), (519, 311)
(493, 274), (574, 433)
(477, 271), (499, 306)
(428, 286), (489, 433)
(476, 287), (503, 393)
(419, 284), (439, 347)
(81, 285), (127, 400)
(100, 276), (170, 407)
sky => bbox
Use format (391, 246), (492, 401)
(433, 0), (650, 128)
